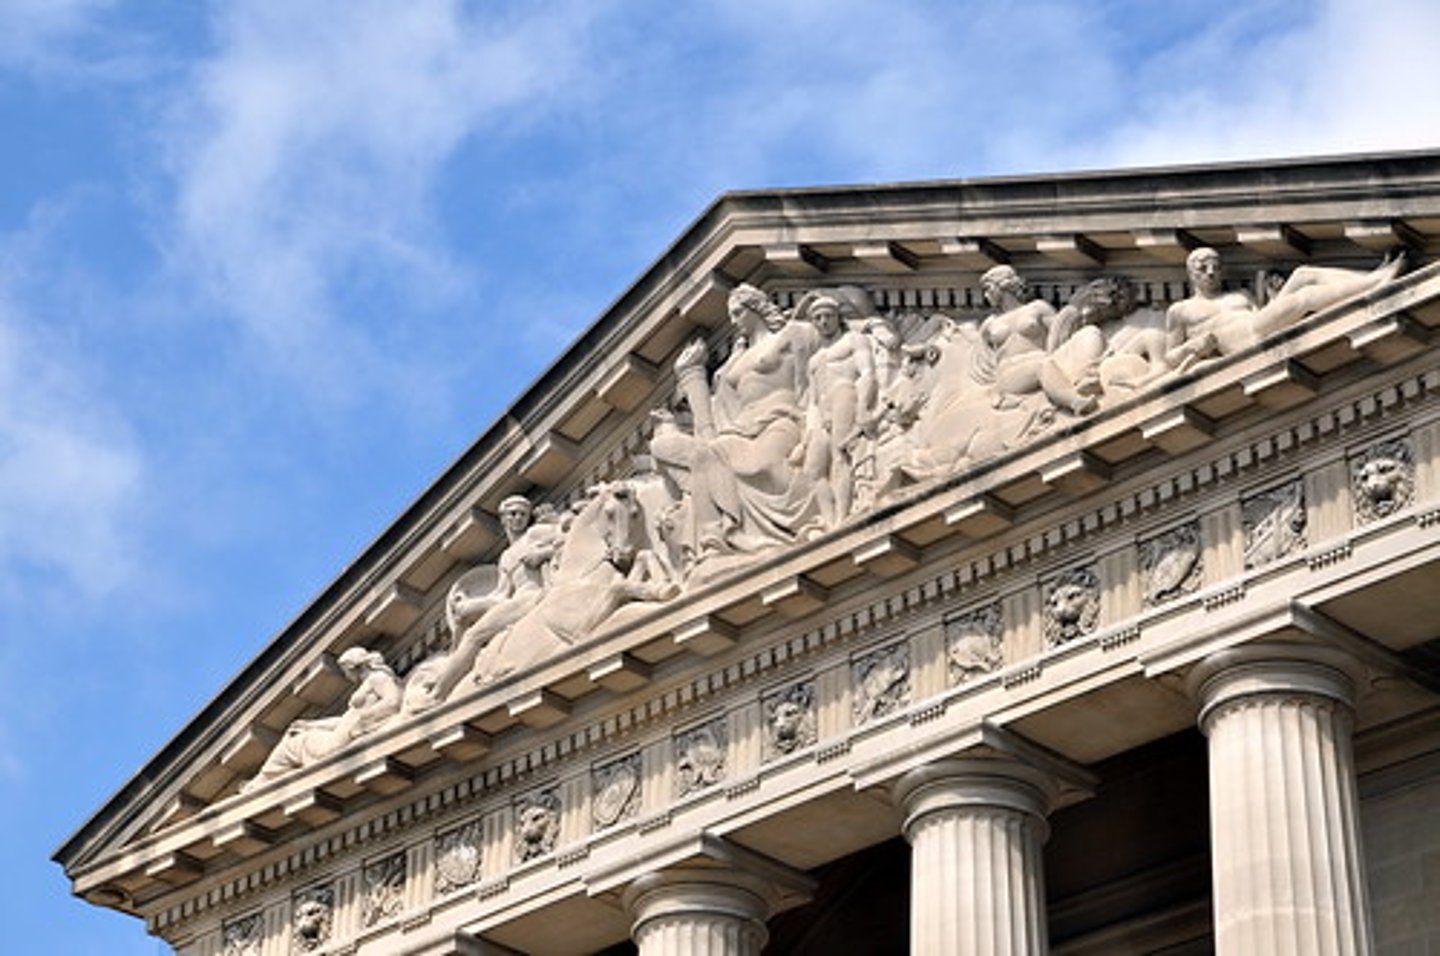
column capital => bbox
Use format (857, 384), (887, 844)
(894, 757), (1055, 842)
(1187, 641), (1361, 733)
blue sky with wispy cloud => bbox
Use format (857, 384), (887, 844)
(4, 1), (1438, 950)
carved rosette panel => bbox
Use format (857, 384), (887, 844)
(222, 912), (263, 956)
(1140, 522), (1203, 607)
(1043, 565), (1100, 647)
(1351, 438), (1415, 524)
(762, 680), (817, 760)
(514, 789), (561, 863)
(361, 851), (406, 928)
(675, 717), (728, 797)
(291, 883), (335, 953)
(853, 642), (911, 724)
(945, 603), (1003, 685)
(592, 754), (641, 831)
(1243, 479), (1307, 569)
(434, 820), (483, 895)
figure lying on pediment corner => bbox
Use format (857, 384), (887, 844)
(1167, 245), (1405, 372)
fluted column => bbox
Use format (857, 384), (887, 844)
(622, 866), (774, 956)
(1192, 644), (1374, 956)
(895, 758), (1053, 955)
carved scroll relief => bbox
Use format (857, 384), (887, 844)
(853, 643), (911, 723)
(434, 821), (483, 896)
(1140, 522), (1203, 606)
(361, 851), (406, 928)
(675, 717), (728, 797)
(1243, 479), (1307, 568)
(592, 754), (641, 830)
(945, 603), (1003, 685)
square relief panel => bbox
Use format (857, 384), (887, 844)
(514, 787), (561, 863)
(945, 602), (1003, 686)
(852, 642), (910, 724)
(762, 679), (817, 761)
(291, 882), (335, 953)
(1350, 436), (1415, 525)
(592, 753), (641, 831)
(434, 819), (483, 896)
(1139, 521), (1203, 607)
(675, 717), (728, 797)
(222, 912), (263, 956)
(1242, 478), (1307, 569)
(361, 850), (406, 928)
(1043, 565), (1099, 648)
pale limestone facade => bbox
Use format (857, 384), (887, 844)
(57, 153), (1440, 954)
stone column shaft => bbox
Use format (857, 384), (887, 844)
(897, 759), (1053, 956)
(1196, 647), (1374, 956)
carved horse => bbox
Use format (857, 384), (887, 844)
(405, 480), (678, 709)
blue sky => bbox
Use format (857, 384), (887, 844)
(4, 1), (1439, 951)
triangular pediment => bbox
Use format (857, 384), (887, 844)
(57, 151), (1440, 921)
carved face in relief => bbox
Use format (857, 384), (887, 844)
(499, 495), (533, 538)
(1358, 456), (1406, 510)
(1048, 583), (1089, 627)
(1186, 247), (1223, 296)
(293, 898), (331, 950)
(516, 802), (559, 860)
(770, 700), (805, 751)
(811, 298), (842, 339)
(980, 264), (1025, 309)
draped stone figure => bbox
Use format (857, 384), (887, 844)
(650, 284), (821, 578)
(241, 648), (401, 792)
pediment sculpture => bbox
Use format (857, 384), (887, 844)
(241, 245), (1405, 791)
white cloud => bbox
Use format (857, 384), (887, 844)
(1067, 0), (1440, 169)
(161, 0), (599, 402)
(0, 210), (146, 603)
(0, 0), (150, 82)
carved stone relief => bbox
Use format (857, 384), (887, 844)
(1044, 566), (1100, 647)
(361, 851), (406, 928)
(222, 912), (263, 956)
(434, 821), (483, 896)
(592, 754), (641, 830)
(291, 884), (334, 953)
(762, 681), (817, 760)
(1140, 522), (1203, 606)
(853, 643), (911, 724)
(241, 247), (1411, 793)
(675, 718), (728, 797)
(514, 789), (561, 863)
(946, 603), (1003, 685)
(1351, 438), (1415, 524)
(1243, 480), (1307, 569)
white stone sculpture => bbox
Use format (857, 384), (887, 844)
(1141, 522), (1204, 606)
(592, 754), (641, 829)
(1044, 567), (1100, 647)
(361, 852), (405, 928)
(1352, 439), (1415, 523)
(515, 791), (561, 862)
(292, 885), (335, 951)
(1243, 480), (1307, 569)
(434, 822), (482, 895)
(1167, 246), (1404, 370)
(650, 283), (821, 578)
(675, 719), (727, 795)
(945, 604), (1003, 685)
(763, 681), (817, 759)
(795, 292), (877, 525)
(240, 647), (401, 793)
(853, 643), (910, 724)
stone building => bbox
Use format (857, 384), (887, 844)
(57, 152), (1440, 954)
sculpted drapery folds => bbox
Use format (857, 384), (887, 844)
(243, 249), (1407, 789)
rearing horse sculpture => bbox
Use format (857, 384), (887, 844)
(405, 480), (678, 710)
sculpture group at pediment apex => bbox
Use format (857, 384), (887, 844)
(236, 245), (1413, 796)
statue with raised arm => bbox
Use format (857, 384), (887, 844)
(649, 283), (820, 575)
(241, 648), (401, 792)
(1167, 246), (1405, 371)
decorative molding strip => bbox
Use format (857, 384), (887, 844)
(1307, 542), (1354, 570)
